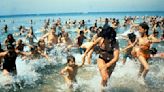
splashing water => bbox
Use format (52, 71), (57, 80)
(0, 13), (164, 92)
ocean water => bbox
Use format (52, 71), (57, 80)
(0, 12), (164, 92)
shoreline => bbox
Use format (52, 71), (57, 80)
(0, 11), (164, 18)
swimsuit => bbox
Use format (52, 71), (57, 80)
(3, 51), (17, 73)
(99, 48), (114, 63)
(98, 41), (119, 63)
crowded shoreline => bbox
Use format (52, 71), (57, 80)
(0, 13), (164, 91)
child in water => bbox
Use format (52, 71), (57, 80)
(60, 55), (79, 88)
(121, 33), (137, 64)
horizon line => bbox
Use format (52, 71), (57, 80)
(0, 11), (164, 18)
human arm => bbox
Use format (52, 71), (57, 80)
(38, 50), (50, 61)
(0, 51), (8, 58)
(4, 39), (8, 46)
(151, 52), (164, 59)
(81, 37), (101, 66)
(24, 43), (33, 48)
(33, 34), (38, 41)
(121, 38), (138, 52)
(42, 33), (49, 39)
(148, 36), (161, 43)
(60, 66), (68, 75)
(16, 50), (31, 56)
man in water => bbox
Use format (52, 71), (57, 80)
(42, 27), (58, 49)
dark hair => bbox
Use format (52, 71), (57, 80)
(38, 39), (44, 46)
(80, 31), (84, 35)
(149, 47), (157, 55)
(128, 33), (136, 43)
(67, 55), (75, 63)
(98, 27), (116, 42)
(7, 34), (14, 39)
(153, 31), (159, 35)
(139, 22), (149, 36)
(105, 18), (109, 23)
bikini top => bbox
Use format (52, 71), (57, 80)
(97, 39), (118, 54)
(98, 46), (114, 54)
(139, 38), (151, 51)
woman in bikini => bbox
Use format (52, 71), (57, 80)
(131, 22), (160, 82)
(82, 27), (119, 87)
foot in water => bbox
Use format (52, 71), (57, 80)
(137, 77), (146, 85)
(100, 84), (112, 92)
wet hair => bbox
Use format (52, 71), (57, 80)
(67, 55), (75, 63)
(105, 18), (109, 23)
(156, 21), (161, 27)
(38, 39), (45, 47)
(7, 34), (14, 39)
(98, 27), (116, 42)
(139, 22), (149, 36)
(128, 33), (136, 43)
(89, 27), (93, 31)
(149, 47), (157, 55)
(80, 31), (84, 35)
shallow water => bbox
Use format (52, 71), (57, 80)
(0, 12), (164, 92)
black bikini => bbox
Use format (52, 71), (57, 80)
(98, 47), (114, 63)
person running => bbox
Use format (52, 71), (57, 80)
(60, 55), (79, 88)
(131, 22), (160, 84)
(58, 32), (73, 51)
(3, 24), (8, 33)
(42, 27), (58, 48)
(0, 44), (28, 76)
(25, 26), (37, 45)
(82, 27), (119, 87)
(80, 42), (94, 65)
(76, 31), (87, 54)
(37, 38), (46, 54)
(22, 45), (49, 60)
(4, 34), (16, 47)
(15, 39), (32, 51)
(121, 33), (137, 64)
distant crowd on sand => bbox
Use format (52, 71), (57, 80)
(0, 16), (164, 89)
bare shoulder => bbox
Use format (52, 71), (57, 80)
(75, 65), (79, 69)
(0, 51), (8, 57)
(64, 66), (70, 70)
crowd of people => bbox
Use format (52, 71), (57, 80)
(0, 16), (164, 89)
